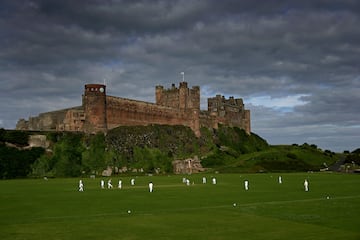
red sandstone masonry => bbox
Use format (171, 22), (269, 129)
(105, 96), (197, 134)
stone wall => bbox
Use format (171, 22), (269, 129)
(16, 107), (83, 131)
(105, 95), (197, 133)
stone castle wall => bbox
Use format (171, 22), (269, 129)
(105, 95), (197, 134)
(16, 106), (83, 131)
(16, 82), (251, 136)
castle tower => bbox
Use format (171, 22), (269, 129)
(179, 82), (188, 110)
(83, 84), (107, 133)
(155, 82), (200, 136)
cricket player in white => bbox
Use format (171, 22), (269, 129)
(244, 180), (249, 190)
(131, 178), (135, 186)
(100, 179), (105, 189)
(212, 177), (217, 185)
(79, 180), (84, 192)
(108, 179), (113, 189)
(304, 179), (309, 191)
(278, 176), (282, 184)
(202, 177), (207, 184)
(118, 180), (122, 189)
(149, 182), (154, 192)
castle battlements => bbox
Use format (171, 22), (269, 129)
(16, 82), (251, 136)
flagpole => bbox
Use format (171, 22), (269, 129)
(181, 72), (185, 82)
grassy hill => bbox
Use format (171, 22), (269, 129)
(0, 126), (345, 178)
(205, 144), (338, 173)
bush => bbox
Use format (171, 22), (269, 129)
(286, 153), (297, 159)
(0, 130), (29, 146)
(344, 153), (360, 165)
(0, 144), (44, 179)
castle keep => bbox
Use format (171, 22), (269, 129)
(16, 82), (251, 135)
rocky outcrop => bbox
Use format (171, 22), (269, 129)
(172, 156), (205, 174)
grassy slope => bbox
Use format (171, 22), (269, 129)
(213, 145), (338, 173)
(2, 127), (343, 176)
(0, 173), (359, 240)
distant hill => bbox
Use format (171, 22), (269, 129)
(352, 148), (360, 154)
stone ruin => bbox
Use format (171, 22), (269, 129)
(101, 167), (112, 177)
(172, 156), (205, 174)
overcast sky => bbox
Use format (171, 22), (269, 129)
(1, 0), (359, 152)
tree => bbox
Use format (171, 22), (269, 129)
(52, 133), (84, 177)
(82, 133), (107, 174)
(132, 147), (172, 173)
(0, 144), (44, 179)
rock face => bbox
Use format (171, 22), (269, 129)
(172, 156), (205, 174)
(102, 167), (112, 177)
(16, 82), (251, 137)
(28, 135), (50, 148)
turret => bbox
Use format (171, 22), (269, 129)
(82, 84), (107, 133)
(155, 85), (164, 104)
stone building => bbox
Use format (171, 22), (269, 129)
(16, 82), (251, 136)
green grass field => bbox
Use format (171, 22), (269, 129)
(0, 173), (359, 240)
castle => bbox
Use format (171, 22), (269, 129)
(16, 82), (251, 136)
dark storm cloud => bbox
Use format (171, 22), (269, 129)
(0, 0), (359, 151)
